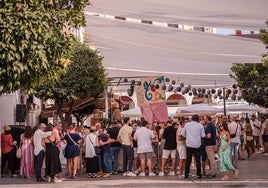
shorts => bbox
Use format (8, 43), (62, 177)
(138, 152), (153, 159)
(253, 136), (260, 143)
(262, 135), (268, 142)
(177, 145), (186, 159)
(133, 147), (138, 158)
(162, 149), (176, 159)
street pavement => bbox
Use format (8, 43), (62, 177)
(0, 151), (267, 188)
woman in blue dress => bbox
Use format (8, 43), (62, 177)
(63, 123), (82, 178)
(219, 122), (239, 180)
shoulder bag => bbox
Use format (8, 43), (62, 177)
(230, 124), (238, 138)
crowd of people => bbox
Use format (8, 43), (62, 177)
(1, 113), (268, 183)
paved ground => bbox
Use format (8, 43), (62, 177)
(1, 151), (267, 188)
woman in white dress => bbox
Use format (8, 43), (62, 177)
(84, 126), (100, 178)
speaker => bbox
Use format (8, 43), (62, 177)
(16, 104), (26, 122)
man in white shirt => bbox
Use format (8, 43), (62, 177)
(33, 123), (51, 182)
(181, 114), (205, 179)
(228, 115), (241, 175)
(118, 117), (136, 176)
(134, 121), (156, 176)
(250, 114), (262, 151)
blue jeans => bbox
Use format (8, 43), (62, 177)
(230, 142), (239, 167)
(34, 150), (45, 180)
(122, 145), (134, 172)
(111, 147), (121, 173)
(103, 152), (112, 173)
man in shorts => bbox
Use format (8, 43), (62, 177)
(158, 120), (177, 176)
(134, 121), (156, 176)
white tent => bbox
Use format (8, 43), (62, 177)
(225, 103), (260, 113)
(177, 103), (222, 115)
(121, 106), (181, 117)
(121, 107), (142, 117)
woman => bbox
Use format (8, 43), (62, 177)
(42, 125), (62, 183)
(245, 118), (255, 158)
(1, 125), (18, 177)
(84, 126), (100, 178)
(20, 126), (34, 179)
(219, 122), (239, 180)
(63, 123), (81, 178)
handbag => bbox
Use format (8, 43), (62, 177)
(16, 146), (22, 158)
(230, 124), (238, 138)
(89, 136), (101, 155)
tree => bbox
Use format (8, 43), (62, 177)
(230, 21), (268, 107)
(33, 41), (107, 129)
(0, 0), (90, 95)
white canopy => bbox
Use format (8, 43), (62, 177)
(225, 103), (260, 113)
(121, 106), (181, 117)
(177, 103), (222, 115)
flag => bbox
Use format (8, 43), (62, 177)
(135, 76), (168, 123)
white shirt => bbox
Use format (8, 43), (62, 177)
(33, 129), (51, 156)
(134, 127), (155, 154)
(228, 121), (241, 144)
(250, 119), (262, 136)
(176, 126), (186, 147)
(118, 124), (133, 146)
(85, 133), (97, 158)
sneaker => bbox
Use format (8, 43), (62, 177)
(126, 171), (136, 177)
(123, 172), (127, 176)
(139, 172), (146, 177)
(206, 174), (217, 178)
(168, 171), (175, 176)
(149, 172), (156, 176)
(189, 172), (195, 177)
(113, 171), (118, 175)
(158, 171), (164, 176)
(178, 175), (184, 179)
(134, 168), (141, 175)
(262, 153), (268, 155)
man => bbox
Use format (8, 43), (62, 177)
(33, 123), (51, 182)
(99, 126), (112, 177)
(204, 115), (217, 178)
(181, 114), (205, 179)
(227, 115), (240, 177)
(107, 121), (121, 174)
(250, 114), (262, 151)
(131, 123), (140, 173)
(134, 121), (156, 176)
(158, 120), (177, 176)
(176, 118), (187, 178)
(117, 117), (136, 176)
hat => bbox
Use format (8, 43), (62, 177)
(3, 125), (11, 131)
(90, 126), (97, 131)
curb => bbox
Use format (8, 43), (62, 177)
(85, 11), (258, 37)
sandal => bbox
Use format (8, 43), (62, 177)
(221, 176), (229, 181)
